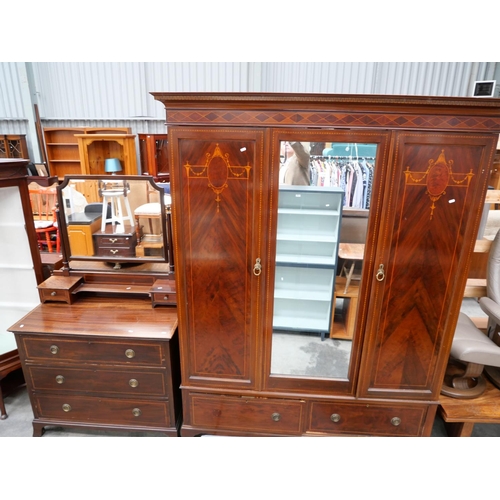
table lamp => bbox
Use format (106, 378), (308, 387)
(104, 158), (122, 175)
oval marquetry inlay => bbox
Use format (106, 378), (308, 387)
(426, 154), (450, 197)
(207, 154), (228, 190)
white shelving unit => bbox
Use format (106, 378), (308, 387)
(273, 186), (343, 340)
(0, 186), (40, 356)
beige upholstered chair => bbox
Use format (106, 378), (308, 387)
(441, 229), (500, 398)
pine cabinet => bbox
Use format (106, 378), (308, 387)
(153, 92), (500, 436)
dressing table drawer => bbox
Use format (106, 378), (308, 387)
(20, 336), (165, 366)
(151, 279), (177, 307)
(34, 394), (172, 427)
(308, 401), (428, 436)
(27, 366), (168, 396)
(189, 393), (304, 435)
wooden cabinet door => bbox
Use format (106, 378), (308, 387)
(358, 132), (497, 400)
(169, 127), (266, 390)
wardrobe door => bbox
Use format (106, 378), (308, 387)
(358, 132), (497, 400)
(169, 127), (265, 390)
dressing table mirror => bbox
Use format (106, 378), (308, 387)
(58, 175), (173, 274)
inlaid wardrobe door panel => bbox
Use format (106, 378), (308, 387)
(358, 132), (497, 400)
(170, 128), (265, 389)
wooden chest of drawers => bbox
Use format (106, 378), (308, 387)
(93, 225), (137, 258)
(9, 296), (181, 436)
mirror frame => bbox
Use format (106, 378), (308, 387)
(57, 174), (169, 267)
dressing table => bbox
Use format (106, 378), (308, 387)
(9, 174), (181, 436)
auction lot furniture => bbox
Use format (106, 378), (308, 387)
(153, 91), (500, 437)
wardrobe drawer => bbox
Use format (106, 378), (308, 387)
(308, 401), (427, 436)
(189, 394), (304, 435)
(20, 336), (165, 366)
(35, 394), (171, 427)
(28, 366), (168, 396)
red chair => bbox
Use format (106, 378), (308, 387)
(29, 185), (60, 253)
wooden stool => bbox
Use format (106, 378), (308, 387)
(331, 277), (359, 340)
(338, 243), (365, 294)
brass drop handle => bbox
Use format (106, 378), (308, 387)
(132, 408), (142, 417)
(110, 249), (119, 255)
(109, 238), (118, 243)
(391, 417), (401, 427)
(129, 379), (139, 388)
(62, 404), (71, 412)
(125, 349), (135, 359)
(50, 345), (59, 355)
(376, 264), (385, 282)
(330, 413), (341, 423)
(55, 375), (65, 384)
(271, 412), (281, 422)
(253, 258), (262, 276)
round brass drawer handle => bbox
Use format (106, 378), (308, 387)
(163, 295), (169, 300)
(62, 404), (71, 412)
(50, 345), (59, 355)
(129, 379), (139, 388)
(55, 375), (65, 384)
(330, 413), (341, 423)
(271, 412), (281, 422)
(391, 417), (402, 427)
(125, 349), (135, 359)
(50, 291), (57, 296)
(132, 408), (142, 417)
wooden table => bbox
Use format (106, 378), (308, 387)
(439, 376), (500, 436)
(338, 243), (365, 294)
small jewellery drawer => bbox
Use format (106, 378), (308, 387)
(20, 336), (164, 366)
(28, 366), (167, 396)
(38, 288), (72, 303)
(96, 234), (136, 247)
(151, 279), (177, 307)
(308, 401), (427, 436)
(35, 394), (171, 427)
(95, 246), (136, 258)
(151, 291), (176, 306)
(190, 393), (304, 435)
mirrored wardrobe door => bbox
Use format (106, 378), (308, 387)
(264, 132), (391, 393)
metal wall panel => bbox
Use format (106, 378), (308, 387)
(259, 62), (498, 96)
(2, 62), (499, 159)
(33, 62), (149, 119)
(0, 119), (28, 135)
(0, 62), (25, 118)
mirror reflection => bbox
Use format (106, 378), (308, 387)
(58, 176), (170, 263)
(271, 141), (376, 380)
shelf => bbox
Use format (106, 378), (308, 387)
(276, 254), (337, 267)
(274, 289), (331, 301)
(278, 208), (340, 216)
(277, 233), (337, 243)
(273, 316), (329, 332)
